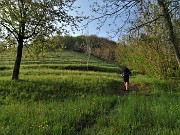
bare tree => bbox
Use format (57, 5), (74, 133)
(81, 34), (97, 69)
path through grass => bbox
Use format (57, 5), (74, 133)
(0, 50), (179, 135)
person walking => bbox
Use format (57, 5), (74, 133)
(121, 66), (131, 91)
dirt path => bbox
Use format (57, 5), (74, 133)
(115, 82), (152, 95)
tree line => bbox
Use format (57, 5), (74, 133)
(50, 35), (117, 62)
(0, 34), (117, 62)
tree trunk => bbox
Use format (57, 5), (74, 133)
(12, 38), (23, 80)
(157, 0), (180, 68)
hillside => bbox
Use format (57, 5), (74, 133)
(0, 50), (179, 135)
(1, 50), (122, 99)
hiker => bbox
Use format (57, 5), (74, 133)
(121, 66), (131, 91)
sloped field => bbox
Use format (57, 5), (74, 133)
(0, 50), (179, 135)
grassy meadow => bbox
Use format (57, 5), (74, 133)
(0, 50), (179, 135)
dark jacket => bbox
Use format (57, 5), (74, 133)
(122, 67), (131, 76)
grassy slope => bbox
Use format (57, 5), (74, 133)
(0, 50), (179, 135)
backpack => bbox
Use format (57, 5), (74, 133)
(122, 67), (131, 76)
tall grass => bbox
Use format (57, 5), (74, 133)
(0, 95), (117, 135)
(0, 50), (179, 135)
(0, 68), (120, 103)
(82, 94), (179, 135)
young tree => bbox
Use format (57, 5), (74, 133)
(88, 0), (180, 68)
(0, 0), (82, 80)
(81, 35), (97, 69)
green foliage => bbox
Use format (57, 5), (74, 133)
(114, 0), (180, 78)
(0, 42), (6, 52)
(116, 36), (178, 78)
(0, 50), (179, 134)
(51, 35), (117, 62)
(31, 36), (65, 60)
(0, 0), (83, 79)
(0, 0), (81, 40)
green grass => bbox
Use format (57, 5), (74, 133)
(0, 70), (120, 102)
(0, 95), (117, 135)
(82, 94), (179, 135)
(0, 50), (179, 135)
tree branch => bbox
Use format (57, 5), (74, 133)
(129, 15), (162, 31)
(0, 22), (18, 40)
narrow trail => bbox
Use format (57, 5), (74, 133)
(115, 82), (152, 95)
(76, 83), (152, 134)
(74, 99), (117, 135)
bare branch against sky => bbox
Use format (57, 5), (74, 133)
(68, 0), (131, 41)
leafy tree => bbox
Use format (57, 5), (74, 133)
(0, 0), (82, 79)
(49, 35), (65, 51)
(89, 0), (180, 68)
(116, 31), (178, 78)
(0, 42), (6, 61)
(62, 36), (76, 50)
(32, 36), (47, 60)
(74, 36), (85, 51)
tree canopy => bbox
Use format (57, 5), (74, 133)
(0, 0), (82, 40)
(0, 0), (83, 79)
(88, 0), (180, 68)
